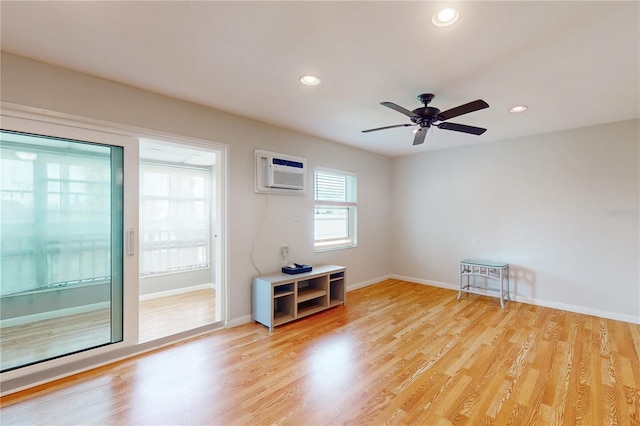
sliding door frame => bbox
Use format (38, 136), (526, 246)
(0, 103), (228, 395)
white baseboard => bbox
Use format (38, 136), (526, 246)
(0, 302), (111, 328)
(511, 294), (640, 325)
(390, 274), (640, 325)
(2, 284), (217, 328)
(139, 283), (215, 301)
(202, 275), (640, 330)
(347, 275), (392, 292)
(390, 275), (458, 291)
(225, 314), (252, 329)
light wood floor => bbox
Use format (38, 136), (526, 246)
(139, 288), (217, 342)
(0, 289), (216, 370)
(2, 279), (639, 425)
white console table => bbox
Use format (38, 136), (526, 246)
(458, 259), (510, 308)
(253, 265), (346, 331)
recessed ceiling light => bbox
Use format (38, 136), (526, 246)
(300, 75), (321, 86)
(509, 105), (528, 113)
(432, 8), (459, 26)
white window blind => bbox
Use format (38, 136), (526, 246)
(314, 167), (357, 251)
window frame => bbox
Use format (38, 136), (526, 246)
(313, 166), (357, 252)
(0, 117), (133, 372)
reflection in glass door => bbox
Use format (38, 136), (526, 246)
(0, 130), (123, 371)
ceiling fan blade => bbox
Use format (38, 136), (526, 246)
(413, 128), (427, 145)
(381, 102), (420, 119)
(437, 122), (487, 135)
(362, 123), (416, 133)
(438, 99), (489, 121)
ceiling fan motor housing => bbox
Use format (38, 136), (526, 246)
(411, 106), (441, 126)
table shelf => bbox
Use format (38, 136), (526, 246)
(252, 265), (346, 331)
(297, 288), (327, 303)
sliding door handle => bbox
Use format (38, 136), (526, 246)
(126, 228), (135, 256)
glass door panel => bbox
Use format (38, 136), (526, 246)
(0, 130), (123, 371)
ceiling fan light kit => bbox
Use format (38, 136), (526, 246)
(362, 93), (489, 145)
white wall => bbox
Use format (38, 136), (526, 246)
(2, 51), (638, 326)
(0, 52), (392, 323)
(1, 51), (639, 395)
(390, 120), (640, 323)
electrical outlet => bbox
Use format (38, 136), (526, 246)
(473, 238), (480, 247)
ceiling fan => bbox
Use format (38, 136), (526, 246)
(362, 93), (489, 145)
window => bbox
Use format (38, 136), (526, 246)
(139, 162), (211, 276)
(314, 167), (357, 251)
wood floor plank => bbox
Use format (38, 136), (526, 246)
(1, 279), (639, 425)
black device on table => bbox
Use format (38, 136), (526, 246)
(281, 263), (312, 275)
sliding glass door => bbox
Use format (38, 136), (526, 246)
(0, 130), (124, 371)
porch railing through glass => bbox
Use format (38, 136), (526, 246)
(0, 130), (123, 372)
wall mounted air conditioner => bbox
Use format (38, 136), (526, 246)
(255, 150), (307, 195)
(265, 157), (305, 190)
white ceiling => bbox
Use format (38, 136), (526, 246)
(1, 1), (638, 157)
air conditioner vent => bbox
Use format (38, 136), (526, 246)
(255, 150), (307, 195)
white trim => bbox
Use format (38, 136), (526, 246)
(390, 275), (458, 291)
(139, 283), (215, 301)
(314, 201), (357, 208)
(314, 165), (357, 178)
(2, 102), (227, 150)
(225, 314), (252, 329)
(510, 294), (640, 325)
(2, 283), (216, 329)
(139, 266), (212, 280)
(347, 275), (392, 292)
(0, 302), (111, 328)
(390, 274), (640, 325)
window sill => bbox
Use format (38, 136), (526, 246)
(313, 244), (357, 253)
